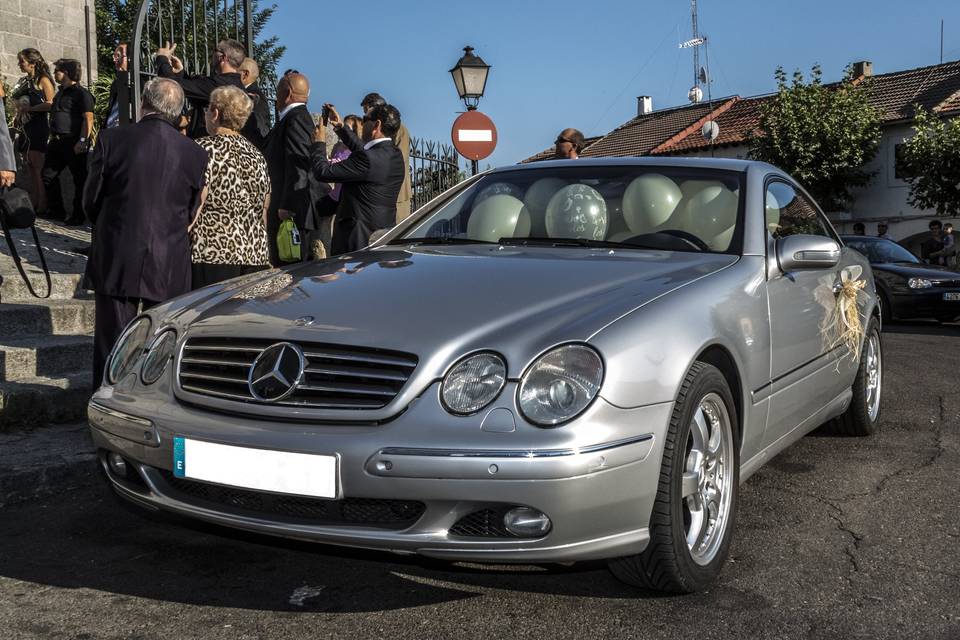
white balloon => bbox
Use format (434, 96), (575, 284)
(622, 174), (682, 233)
(545, 184), (609, 240)
(523, 178), (567, 215)
(467, 194), (530, 242)
(677, 182), (738, 246)
(765, 189), (782, 235)
(475, 182), (523, 205)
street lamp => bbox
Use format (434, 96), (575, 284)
(449, 46), (490, 111)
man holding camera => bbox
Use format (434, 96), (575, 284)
(310, 103), (405, 255)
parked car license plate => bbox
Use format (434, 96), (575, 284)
(944, 292), (960, 301)
(172, 437), (337, 498)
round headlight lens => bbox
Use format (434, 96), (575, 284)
(518, 344), (603, 426)
(106, 317), (152, 384)
(140, 330), (177, 385)
(441, 352), (507, 415)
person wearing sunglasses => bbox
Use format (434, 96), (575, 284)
(154, 39), (246, 139)
(554, 128), (586, 160)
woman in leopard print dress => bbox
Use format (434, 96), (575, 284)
(190, 85), (271, 289)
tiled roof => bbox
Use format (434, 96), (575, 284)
(579, 101), (721, 158)
(864, 59), (960, 120)
(653, 95), (771, 154)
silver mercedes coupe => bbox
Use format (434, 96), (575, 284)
(88, 158), (882, 593)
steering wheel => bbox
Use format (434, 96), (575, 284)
(657, 229), (711, 251)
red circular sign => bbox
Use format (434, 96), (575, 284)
(451, 111), (498, 161)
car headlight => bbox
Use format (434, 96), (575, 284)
(441, 352), (507, 415)
(908, 278), (933, 289)
(518, 344), (604, 426)
(106, 317), (152, 384)
(140, 330), (177, 385)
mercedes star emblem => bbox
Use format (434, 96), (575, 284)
(248, 342), (305, 402)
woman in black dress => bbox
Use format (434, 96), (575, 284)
(12, 48), (56, 214)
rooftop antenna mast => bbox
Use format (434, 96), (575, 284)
(680, 0), (707, 103)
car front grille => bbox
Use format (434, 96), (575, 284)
(156, 470), (426, 529)
(177, 337), (418, 410)
(932, 278), (960, 288)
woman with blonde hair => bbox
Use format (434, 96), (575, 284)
(12, 48), (56, 213)
(190, 84), (272, 289)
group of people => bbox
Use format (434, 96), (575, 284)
(0, 48), (96, 224)
(1, 38), (413, 380)
(921, 219), (956, 267)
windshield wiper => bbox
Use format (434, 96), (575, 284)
(386, 236), (496, 245)
(498, 237), (653, 249)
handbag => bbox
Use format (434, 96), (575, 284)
(276, 217), (302, 263)
(0, 186), (51, 298)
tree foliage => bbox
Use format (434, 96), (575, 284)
(749, 65), (882, 210)
(898, 107), (960, 216)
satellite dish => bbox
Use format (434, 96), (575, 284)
(702, 120), (720, 141)
(688, 86), (703, 103)
(699, 66), (708, 84)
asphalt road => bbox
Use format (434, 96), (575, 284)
(0, 322), (957, 640)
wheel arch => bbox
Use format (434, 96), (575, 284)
(692, 344), (744, 446)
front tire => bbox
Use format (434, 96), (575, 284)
(608, 362), (739, 593)
(828, 317), (882, 436)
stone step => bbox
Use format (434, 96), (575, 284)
(0, 300), (95, 339)
(0, 371), (93, 432)
(0, 272), (89, 303)
(0, 334), (94, 382)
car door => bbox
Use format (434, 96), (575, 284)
(762, 179), (851, 448)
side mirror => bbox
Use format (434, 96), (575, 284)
(776, 235), (841, 272)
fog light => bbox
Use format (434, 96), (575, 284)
(107, 452), (128, 478)
(503, 507), (551, 537)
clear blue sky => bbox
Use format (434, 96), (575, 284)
(266, 0), (960, 167)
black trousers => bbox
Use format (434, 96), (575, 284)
(93, 294), (156, 385)
(191, 262), (267, 290)
(42, 135), (88, 220)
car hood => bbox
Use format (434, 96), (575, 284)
(872, 262), (959, 280)
(168, 245), (738, 377)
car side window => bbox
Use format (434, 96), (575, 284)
(765, 181), (832, 240)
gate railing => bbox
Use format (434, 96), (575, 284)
(410, 137), (466, 212)
(130, 0), (254, 119)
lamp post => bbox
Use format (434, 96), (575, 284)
(450, 46), (491, 174)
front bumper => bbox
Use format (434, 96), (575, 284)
(88, 388), (671, 563)
(892, 288), (960, 320)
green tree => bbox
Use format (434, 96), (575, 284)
(898, 107), (960, 216)
(749, 65), (882, 210)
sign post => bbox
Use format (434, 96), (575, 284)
(452, 111), (498, 176)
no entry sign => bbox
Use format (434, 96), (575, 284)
(452, 110), (498, 161)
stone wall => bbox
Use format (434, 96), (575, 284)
(0, 0), (97, 86)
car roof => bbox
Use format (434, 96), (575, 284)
(840, 235), (893, 242)
(500, 157), (767, 174)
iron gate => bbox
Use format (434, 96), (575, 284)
(410, 137), (466, 212)
(128, 0), (262, 119)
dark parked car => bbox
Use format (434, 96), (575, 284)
(842, 235), (960, 323)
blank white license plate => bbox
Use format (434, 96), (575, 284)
(944, 292), (960, 301)
(173, 437), (337, 498)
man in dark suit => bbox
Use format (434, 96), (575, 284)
(310, 103), (405, 255)
(261, 72), (319, 265)
(239, 57), (271, 148)
(103, 43), (132, 129)
(82, 78), (209, 383)
(154, 39), (246, 139)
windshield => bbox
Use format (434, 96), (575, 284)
(844, 238), (920, 264)
(397, 166), (746, 254)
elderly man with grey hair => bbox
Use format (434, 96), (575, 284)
(82, 77), (210, 382)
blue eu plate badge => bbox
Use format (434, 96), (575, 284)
(173, 436), (186, 477)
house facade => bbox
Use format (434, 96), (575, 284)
(0, 0), (97, 87)
(526, 59), (960, 247)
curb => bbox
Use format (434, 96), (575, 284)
(0, 423), (99, 508)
